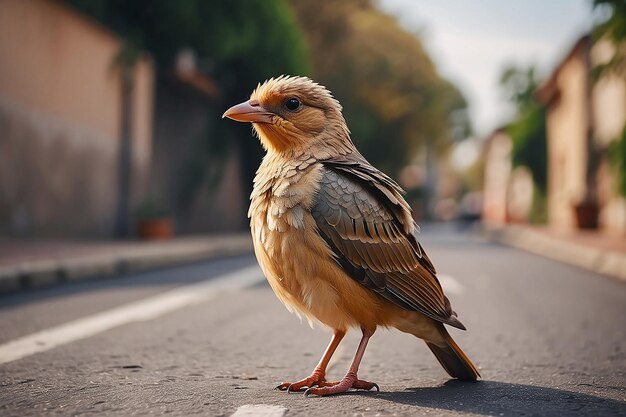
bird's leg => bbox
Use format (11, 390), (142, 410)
(304, 328), (379, 397)
(275, 329), (345, 392)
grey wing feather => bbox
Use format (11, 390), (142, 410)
(312, 156), (464, 329)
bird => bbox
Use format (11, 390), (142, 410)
(222, 75), (479, 397)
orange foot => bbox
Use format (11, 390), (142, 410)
(275, 369), (326, 393)
(303, 372), (379, 397)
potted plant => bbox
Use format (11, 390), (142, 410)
(574, 197), (599, 229)
(135, 196), (174, 240)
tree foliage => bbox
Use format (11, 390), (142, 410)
(608, 127), (626, 196)
(290, 0), (470, 175)
(499, 65), (547, 193)
(64, 0), (468, 210)
(593, 0), (626, 78)
(64, 0), (309, 78)
(64, 0), (310, 209)
(593, 0), (626, 196)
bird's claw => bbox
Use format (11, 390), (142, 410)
(287, 383), (302, 393)
(303, 376), (379, 397)
(274, 372), (326, 393)
(275, 381), (320, 393)
(274, 382), (311, 393)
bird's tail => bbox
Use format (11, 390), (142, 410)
(426, 324), (480, 381)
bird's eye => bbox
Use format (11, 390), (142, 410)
(285, 98), (301, 111)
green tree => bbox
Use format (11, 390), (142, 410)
(608, 127), (626, 196)
(593, 0), (626, 196)
(499, 65), (547, 193)
(64, 0), (310, 209)
(593, 0), (626, 78)
(290, 0), (469, 176)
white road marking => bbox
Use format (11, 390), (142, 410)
(231, 404), (287, 417)
(438, 273), (465, 295)
(0, 265), (263, 365)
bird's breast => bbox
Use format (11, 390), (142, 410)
(248, 159), (393, 330)
(249, 158), (323, 233)
(249, 159), (325, 282)
(248, 159), (350, 327)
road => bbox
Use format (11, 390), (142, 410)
(0, 226), (624, 416)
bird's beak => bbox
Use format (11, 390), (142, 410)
(222, 100), (274, 124)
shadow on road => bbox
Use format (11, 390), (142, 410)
(375, 380), (625, 416)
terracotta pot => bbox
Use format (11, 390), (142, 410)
(137, 218), (174, 240)
(574, 202), (598, 229)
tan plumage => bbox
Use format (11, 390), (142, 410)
(223, 75), (479, 396)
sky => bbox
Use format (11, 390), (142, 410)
(377, 0), (594, 138)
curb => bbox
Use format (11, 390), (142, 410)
(483, 225), (626, 281)
(0, 235), (253, 294)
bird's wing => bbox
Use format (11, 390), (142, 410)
(312, 154), (465, 329)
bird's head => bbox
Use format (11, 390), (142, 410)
(223, 75), (353, 154)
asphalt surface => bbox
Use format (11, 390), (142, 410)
(0, 226), (624, 416)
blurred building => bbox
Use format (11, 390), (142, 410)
(536, 35), (626, 236)
(0, 0), (247, 239)
(150, 51), (246, 234)
(482, 128), (535, 226)
(482, 129), (513, 225)
(0, 0), (154, 237)
(507, 166), (534, 223)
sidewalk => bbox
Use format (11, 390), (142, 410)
(0, 234), (253, 294)
(483, 224), (626, 281)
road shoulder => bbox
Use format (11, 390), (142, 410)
(0, 234), (253, 294)
(483, 224), (626, 281)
